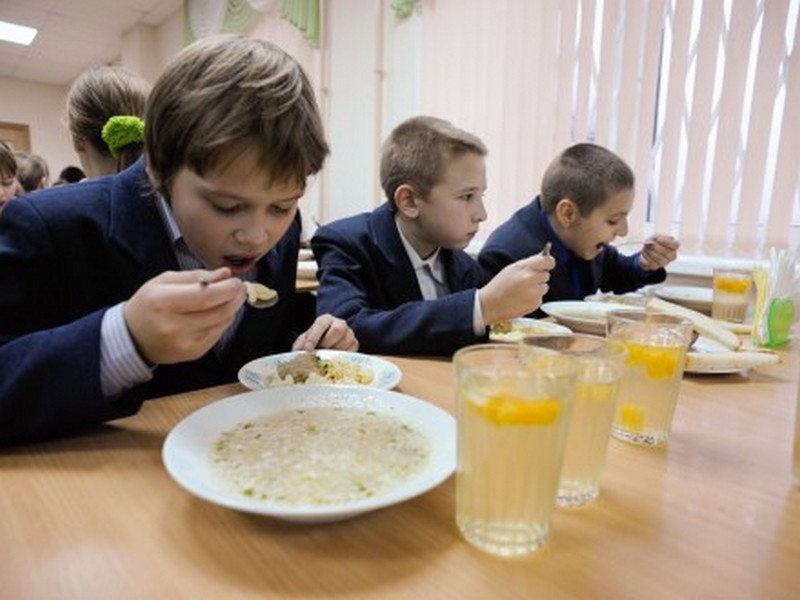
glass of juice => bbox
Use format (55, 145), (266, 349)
(453, 343), (577, 557)
(711, 267), (753, 323)
(606, 311), (694, 446)
(521, 334), (627, 507)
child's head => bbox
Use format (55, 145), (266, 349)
(145, 34), (328, 198)
(66, 65), (151, 177)
(14, 151), (50, 193)
(0, 140), (19, 209)
(541, 143), (635, 260)
(380, 116), (487, 206)
(380, 116), (488, 254)
(143, 34), (329, 275)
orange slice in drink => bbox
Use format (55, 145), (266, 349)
(714, 277), (752, 294)
(472, 395), (561, 426)
(625, 343), (683, 379)
(620, 405), (644, 432)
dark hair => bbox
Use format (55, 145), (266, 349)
(540, 143), (634, 216)
(58, 165), (86, 183)
(145, 34), (329, 195)
(380, 115), (487, 207)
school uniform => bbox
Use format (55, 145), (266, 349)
(0, 160), (302, 445)
(478, 197), (666, 316)
(311, 202), (490, 356)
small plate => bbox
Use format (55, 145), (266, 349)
(489, 318), (572, 343)
(654, 285), (713, 314)
(540, 301), (644, 336)
(238, 350), (402, 390)
(162, 386), (456, 523)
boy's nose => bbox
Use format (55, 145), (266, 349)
(234, 222), (269, 245)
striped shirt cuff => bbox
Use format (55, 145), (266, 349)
(100, 303), (154, 398)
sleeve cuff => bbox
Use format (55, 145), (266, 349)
(100, 303), (155, 398)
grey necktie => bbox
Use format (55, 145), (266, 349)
(424, 264), (450, 299)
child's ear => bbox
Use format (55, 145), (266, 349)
(554, 198), (579, 227)
(72, 136), (86, 154)
(394, 184), (420, 218)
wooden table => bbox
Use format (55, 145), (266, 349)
(2, 348), (799, 599)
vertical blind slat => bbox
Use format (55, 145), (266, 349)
(765, 17), (800, 246)
(630, 0), (667, 243)
(654, 0), (692, 236)
(705, 1), (757, 244)
(680, 0), (725, 245)
(736, 0), (790, 247)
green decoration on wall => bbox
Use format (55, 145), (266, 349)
(391, 0), (416, 19)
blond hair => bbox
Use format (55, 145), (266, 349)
(66, 65), (150, 173)
(380, 116), (487, 207)
(145, 34), (329, 195)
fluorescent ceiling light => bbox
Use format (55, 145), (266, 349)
(0, 20), (38, 46)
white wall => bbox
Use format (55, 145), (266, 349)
(0, 9), (185, 182)
(0, 76), (75, 178)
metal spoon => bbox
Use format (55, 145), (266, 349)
(244, 281), (279, 309)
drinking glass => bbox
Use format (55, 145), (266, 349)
(711, 267), (754, 323)
(454, 343), (576, 557)
(606, 311), (693, 446)
(521, 334), (627, 507)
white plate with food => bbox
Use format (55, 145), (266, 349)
(540, 301), (644, 336)
(238, 350), (402, 391)
(685, 336), (781, 375)
(489, 317), (572, 342)
(654, 285), (713, 314)
(162, 386), (456, 523)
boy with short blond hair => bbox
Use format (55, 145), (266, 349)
(312, 116), (555, 355)
(479, 143), (678, 312)
(0, 35), (356, 445)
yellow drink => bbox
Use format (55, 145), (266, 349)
(557, 380), (620, 505)
(607, 312), (693, 447)
(712, 268), (753, 323)
(612, 342), (687, 445)
(454, 344), (575, 557)
(521, 334), (627, 507)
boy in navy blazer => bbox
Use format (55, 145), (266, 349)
(479, 143), (678, 316)
(312, 116), (555, 356)
(0, 35), (356, 445)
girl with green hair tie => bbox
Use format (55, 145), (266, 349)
(66, 65), (150, 177)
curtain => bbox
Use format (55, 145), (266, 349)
(415, 0), (800, 257)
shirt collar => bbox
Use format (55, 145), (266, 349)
(394, 216), (445, 278)
(155, 194), (204, 271)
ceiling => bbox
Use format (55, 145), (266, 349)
(0, 0), (183, 86)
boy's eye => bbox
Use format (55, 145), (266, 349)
(213, 203), (245, 215)
(270, 204), (293, 215)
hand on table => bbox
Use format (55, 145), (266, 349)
(293, 314), (359, 352)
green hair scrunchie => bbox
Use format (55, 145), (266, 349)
(101, 116), (144, 159)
